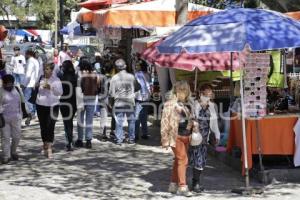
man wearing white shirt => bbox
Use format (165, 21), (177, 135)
(58, 43), (72, 67)
(10, 46), (26, 85)
(34, 50), (44, 78)
(21, 49), (40, 121)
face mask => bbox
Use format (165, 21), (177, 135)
(4, 86), (13, 92)
(200, 95), (210, 103)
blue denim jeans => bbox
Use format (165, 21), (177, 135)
(99, 105), (108, 135)
(77, 99), (95, 141)
(114, 105), (136, 143)
(94, 96), (100, 114)
(13, 73), (23, 86)
(23, 87), (35, 115)
(135, 102), (148, 137)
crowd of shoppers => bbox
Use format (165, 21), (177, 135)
(0, 42), (221, 197)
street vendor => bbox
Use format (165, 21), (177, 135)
(267, 87), (288, 113)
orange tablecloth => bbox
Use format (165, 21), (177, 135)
(227, 115), (297, 175)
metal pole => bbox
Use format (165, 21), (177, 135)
(255, 118), (265, 172)
(54, 0), (58, 48)
(240, 68), (250, 188)
(230, 52), (234, 108)
(194, 68), (198, 93)
(59, 0), (64, 49)
(293, 48), (296, 73)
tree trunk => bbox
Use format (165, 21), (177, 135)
(0, 4), (12, 27)
(175, 0), (188, 25)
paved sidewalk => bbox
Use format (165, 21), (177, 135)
(0, 118), (299, 199)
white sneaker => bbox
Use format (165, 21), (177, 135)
(168, 182), (178, 194)
(177, 185), (193, 197)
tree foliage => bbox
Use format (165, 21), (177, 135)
(190, 0), (242, 9)
(191, 0), (300, 11)
(0, 0), (28, 26)
(0, 0), (81, 29)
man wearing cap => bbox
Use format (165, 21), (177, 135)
(109, 59), (140, 145)
(10, 46), (26, 86)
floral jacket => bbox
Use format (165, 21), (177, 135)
(161, 98), (179, 147)
(161, 98), (193, 148)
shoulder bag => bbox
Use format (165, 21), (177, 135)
(0, 113), (5, 128)
(15, 86), (29, 119)
(28, 76), (43, 104)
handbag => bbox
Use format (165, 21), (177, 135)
(189, 120), (203, 146)
(28, 87), (38, 104)
(190, 131), (203, 146)
(0, 113), (5, 128)
(76, 86), (84, 110)
(28, 76), (43, 104)
(15, 87), (29, 119)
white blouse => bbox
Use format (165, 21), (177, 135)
(36, 75), (63, 107)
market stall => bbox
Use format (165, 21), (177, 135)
(157, 8), (300, 190)
(228, 114), (297, 174)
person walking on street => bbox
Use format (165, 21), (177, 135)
(109, 58), (140, 145)
(58, 43), (72, 67)
(189, 84), (220, 193)
(75, 58), (99, 149)
(93, 52), (103, 117)
(134, 60), (151, 141)
(0, 75), (26, 164)
(21, 49), (40, 125)
(10, 46), (26, 86)
(36, 63), (63, 159)
(97, 65), (110, 141)
(161, 81), (193, 197)
(59, 60), (77, 151)
(34, 50), (44, 79)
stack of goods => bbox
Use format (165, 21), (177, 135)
(243, 53), (270, 117)
(212, 77), (231, 99)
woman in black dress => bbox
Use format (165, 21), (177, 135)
(59, 60), (77, 151)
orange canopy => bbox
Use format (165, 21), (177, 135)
(77, 0), (219, 28)
(286, 11), (300, 20)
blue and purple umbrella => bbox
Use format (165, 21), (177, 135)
(158, 8), (300, 53)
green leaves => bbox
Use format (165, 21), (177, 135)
(0, 0), (81, 29)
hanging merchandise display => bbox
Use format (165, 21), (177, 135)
(267, 51), (285, 88)
(98, 27), (122, 40)
(243, 53), (270, 118)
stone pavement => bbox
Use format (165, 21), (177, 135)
(0, 118), (300, 200)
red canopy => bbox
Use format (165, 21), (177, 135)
(78, 0), (128, 10)
(141, 40), (245, 71)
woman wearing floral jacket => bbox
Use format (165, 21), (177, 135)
(160, 81), (193, 197)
